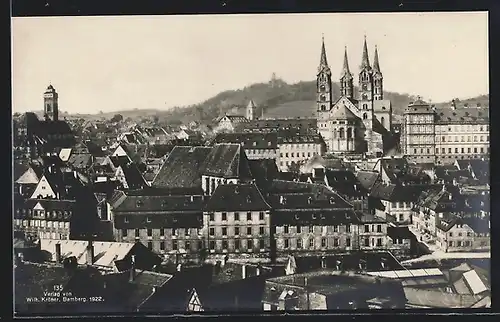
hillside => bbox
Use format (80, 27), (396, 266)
(20, 79), (488, 126)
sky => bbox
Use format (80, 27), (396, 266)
(12, 12), (488, 114)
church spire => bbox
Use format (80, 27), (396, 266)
(341, 46), (352, 79)
(360, 35), (371, 70)
(318, 34), (331, 75)
(373, 45), (381, 73)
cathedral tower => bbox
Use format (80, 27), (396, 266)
(372, 45), (383, 100)
(316, 36), (333, 116)
(339, 46), (354, 99)
(246, 100), (257, 121)
(358, 36), (374, 125)
(43, 84), (59, 121)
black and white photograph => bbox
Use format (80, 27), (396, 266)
(12, 11), (490, 315)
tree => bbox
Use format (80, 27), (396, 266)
(287, 161), (301, 174)
(111, 114), (123, 123)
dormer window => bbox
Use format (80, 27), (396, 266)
(124, 217), (129, 223)
(307, 197), (312, 204)
(253, 142), (257, 146)
(329, 198), (335, 204)
(146, 216), (151, 223)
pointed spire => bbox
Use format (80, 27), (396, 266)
(373, 45), (381, 72)
(361, 35), (371, 70)
(247, 100), (256, 108)
(341, 46), (352, 79)
(319, 34), (328, 67)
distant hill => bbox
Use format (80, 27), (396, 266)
(18, 78), (488, 126)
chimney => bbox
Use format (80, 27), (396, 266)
(55, 243), (62, 263)
(86, 240), (94, 265)
(256, 265), (261, 276)
(73, 170), (78, 179)
(321, 256), (326, 269)
(242, 264), (246, 279)
(451, 99), (457, 110)
(129, 255), (136, 282)
(176, 263), (182, 272)
(48, 166), (52, 173)
(17, 252), (24, 263)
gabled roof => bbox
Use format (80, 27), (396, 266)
(356, 171), (379, 191)
(325, 169), (368, 198)
(435, 107), (489, 124)
(16, 165), (42, 184)
(213, 132), (278, 149)
(387, 226), (414, 240)
(67, 153), (93, 170)
(117, 163), (147, 189)
(152, 146), (212, 189)
(202, 144), (252, 179)
(205, 183), (271, 212)
(330, 101), (360, 120)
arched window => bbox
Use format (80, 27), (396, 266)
(363, 113), (368, 120)
(347, 128), (352, 139)
(333, 129), (337, 139)
(380, 117), (385, 128)
(353, 128), (357, 138)
(320, 85), (326, 91)
(363, 104), (368, 109)
(320, 95), (326, 102)
(339, 128), (345, 139)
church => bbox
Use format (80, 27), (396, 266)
(316, 36), (393, 156)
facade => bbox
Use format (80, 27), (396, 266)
(277, 134), (326, 171)
(316, 37), (393, 156)
(214, 115), (250, 133)
(402, 100), (489, 165)
(435, 216), (490, 252)
(202, 183), (272, 259)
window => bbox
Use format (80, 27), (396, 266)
(135, 229), (140, 237)
(333, 225), (338, 233)
(297, 226), (301, 233)
(160, 228), (165, 236)
(259, 212), (264, 220)
(468, 148), (471, 153)
(210, 240), (215, 250)
(442, 136), (446, 142)
(474, 136), (477, 142)
(172, 240), (178, 250)
(449, 232), (453, 237)
(248, 239), (253, 250)
(222, 240), (228, 250)
(124, 217), (129, 223)
(448, 241), (453, 247)
(321, 238), (327, 247)
(247, 227), (252, 235)
(234, 212), (239, 221)
(297, 239), (303, 249)
(284, 239), (289, 249)
(309, 238), (314, 248)
(235, 227), (240, 236)
(235, 239), (241, 250)
(448, 148), (452, 153)
(284, 225), (289, 234)
(222, 227), (227, 236)
(173, 228), (178, 236)
(364, 238), (370, 247)
(376, 238), (382, 247)
(377, 225), (382, 233)
(364, 225), (369, 233)
(160, 242), (165, 251)
(209, 213), (214, 221)
(209, 228), (215, 236)
(222, 213), (227, 221)
(461, 148), (465, 153)
(414, 148), (417, 154)
(247, 212), (252, 221)
(436, 148), (439, 154)
(259, 227), (265, 235)
(146, 216), (151, 223)
(333, 238), (339, 247)
(346, 225), (351, 233)
(148, 242), (152, 250)
(455, 148), (458, 153)
(442, 148), (445, 154)
(121, 229), (127, 237)
(474, 148), (478, 153)
(147, 229), (152, 236)
(259, 239), (265, 249)
(346, 237), (351, 247)
(480, 147), (484, 153)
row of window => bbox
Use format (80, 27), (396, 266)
(209, 239), (266, 251)
(447, 240), (473, 247)
(280, 144), (318, 150)
(282, 237), (384, 249)
(209, 212), (265, 222)
(449, 231), (473, 237)
(390, 202), (413, 209)
(440, 135), (489, 142)
(441, 125), (488, 132)
(16, 209), (73, 217)
(14, 219), (69, 228)
(209, 226), (266, 236)
(246, 149), (276, 155)
(280, 152), (315, 158)
(122, 228), (201, 237)
(278, 225), (353, 234)
(436, 147), (488, 154)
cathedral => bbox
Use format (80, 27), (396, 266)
(316, 36), (393, 156)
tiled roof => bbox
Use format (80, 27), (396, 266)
(461, 216), (490, 234)
(40, 239), (135, 269)
(202, 144), (252, 179)
(205, 183), (271, 212)
(108, 155), (131, 168)
(370, 183), (431, 202)
(435, 107), (489, 124)
(387, 226), (415, 240)
(225, 115), (249, 123)
(17, 199), (76, 215)
(100, 269), (173, 311)
(152, 146), (212, 189)
(356, 170), (378, 189)
(236, 118), (317, 134)
(248, 159), (280, 183)
(117, 163), (147, 189)
(325, 169), (368, 198)
(418, 187), (459, 212)
(213, 132), (278, 149)
(404, 287), (482, 308)
(112, 193), (205, 213)
(67, 153), (93, 170)
(277, 134), (324, 144)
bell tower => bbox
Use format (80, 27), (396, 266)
(372, 45), (383, 101)
(358, 36), (374, 127)
(316, 35), (333, 117)
(339, 46), (354, 99)
(43, 84), (59, 121)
